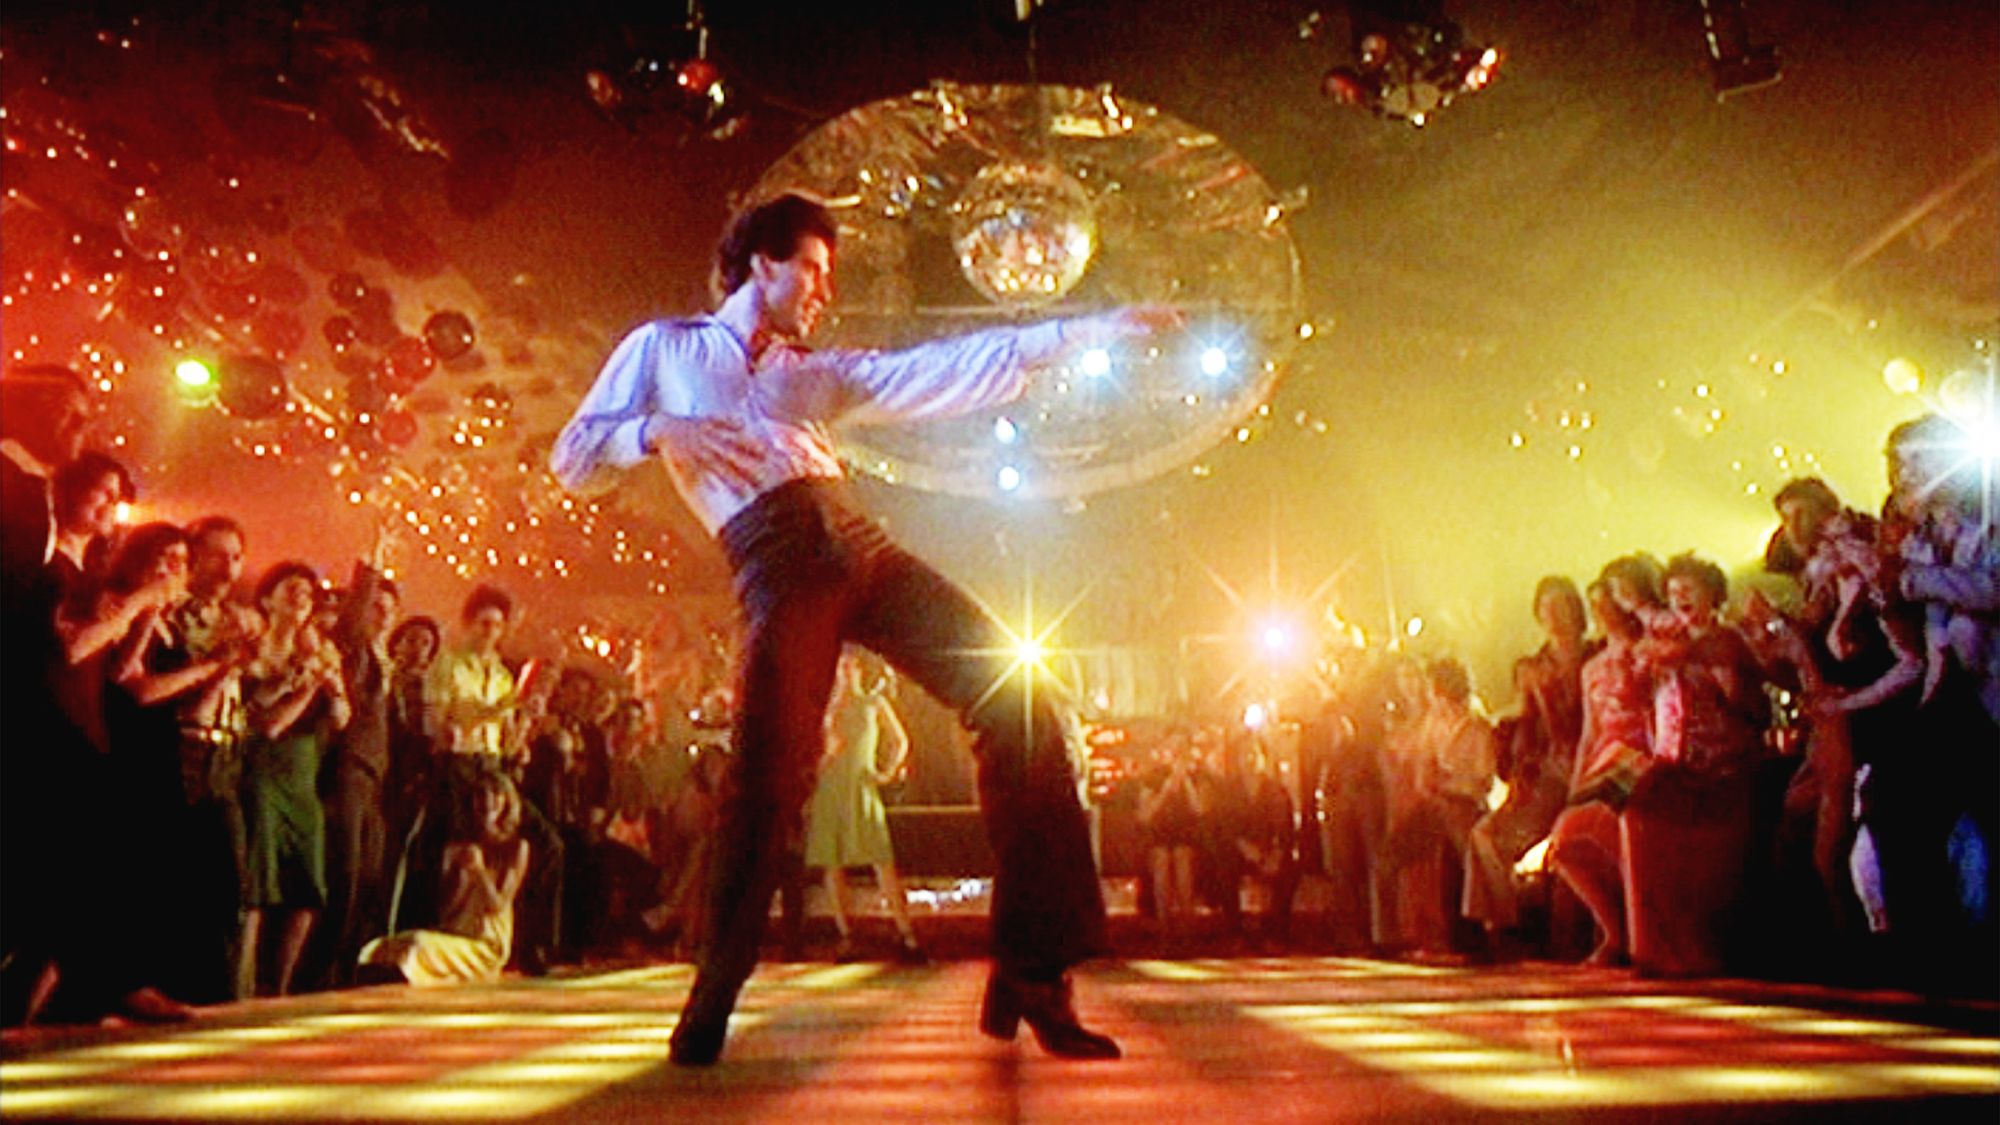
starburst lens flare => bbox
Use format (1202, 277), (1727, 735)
(1200, 346), (1231, 377)
(1079, 347), (1112, 378)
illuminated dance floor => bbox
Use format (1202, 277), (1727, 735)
(4, 958), (1996, 1122)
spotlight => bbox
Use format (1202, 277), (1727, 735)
(1243, 702), (1269, 729)
(1699, 0), (1781, 99)
(1257, 617), (1297, 659)
(677, 58), (720, 97)
(1199, 346), (1230, 377)
(1459, 46), (1501, 91)
(114, 501), (133, 524)
(1013, 634), (1047, 669)
(174, 358), (215, 389)
(1882, 357), (1923, 396)
(1405, 615), (1425, 638)
(1319, 11), (1501, 127)
(996, 465), (1023, 492)
(994, 416), (1020, 443)
(1079, 347), (1112, 378)
(585, 4), (742, 138)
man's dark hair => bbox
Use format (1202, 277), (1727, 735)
(255, 559), (320, 606)
(1424, 657), (1473, 706)
(51, 452), (133, 526)
(462, 583), (514, 622)
(185, 514), (245, 549)
(1598, 553), (1664, 607)
(1531, 575), (1583, 622)
(712, 193), (838, 298)
(389, 615), (442, 654)
(1663, 551), (1728, 602)
(1773, 476), (1839, 516)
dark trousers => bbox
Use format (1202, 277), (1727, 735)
(166, 790), (249, 1003)
(323, 763), (388, 987)
(685, 480), (1107, 1021)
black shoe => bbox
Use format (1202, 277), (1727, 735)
(979, 968), (1120, 1060)
(668, 976), (737, 1067)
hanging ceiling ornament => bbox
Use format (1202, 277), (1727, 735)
(748, 82), (1304, 500)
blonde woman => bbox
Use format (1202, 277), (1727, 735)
(360, 772), (528, 985)
(805, 652), (924, 962)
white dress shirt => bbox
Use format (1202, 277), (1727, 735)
(552, 315), (1078, 535)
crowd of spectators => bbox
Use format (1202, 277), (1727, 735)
(2, 365), (740, 1027)
(4, 359), (1993, 1026)
(1113, 412), (1995, 993)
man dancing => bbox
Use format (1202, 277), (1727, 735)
(553, 194), (1178, 1065)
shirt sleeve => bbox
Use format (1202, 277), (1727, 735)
(550, 322), (674, 495)
(758, 319), (1074, 427)
(1901, 559), (2000, 613)
(422, 653), (456, 709)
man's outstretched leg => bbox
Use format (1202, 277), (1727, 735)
(854, 549), (1117, 1059)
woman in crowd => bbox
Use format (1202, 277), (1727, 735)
(384, 615), (442, 850)
(1463, 576), (1594, 939)
(1621, 553), (1768, 976)
(47, 452), (128, 600)
(1305, 662), (1378, 954)
(1203, 727), (1300, 948)
(99, 524), (248, 1003)
(805, 652), (924, 962)
(240, 561), (350, 997)
(359, 772), (529, 986)
(596, 696), (671, 954)
(1379, 658), (1497, 955)
(1549, 566), (1660, 966)
(48, 457), (148, 757)
(1137, 724), (1209, 941)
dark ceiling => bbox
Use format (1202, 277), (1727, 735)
(4, 0), (1994, 689)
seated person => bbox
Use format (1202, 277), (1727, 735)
(1201, 729), (1301, 946)
(360, 772), (529, 986)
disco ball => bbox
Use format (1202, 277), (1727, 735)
(748, 81), (1304, 500)
(952, 160), (1098, 306)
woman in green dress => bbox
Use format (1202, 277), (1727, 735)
(804, 652), (923, 961)
(240, 562), (350, 996)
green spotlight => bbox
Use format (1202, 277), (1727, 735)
(175, 358), (215, 389)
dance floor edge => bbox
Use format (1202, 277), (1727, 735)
(4, 957), (1996, 1124)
